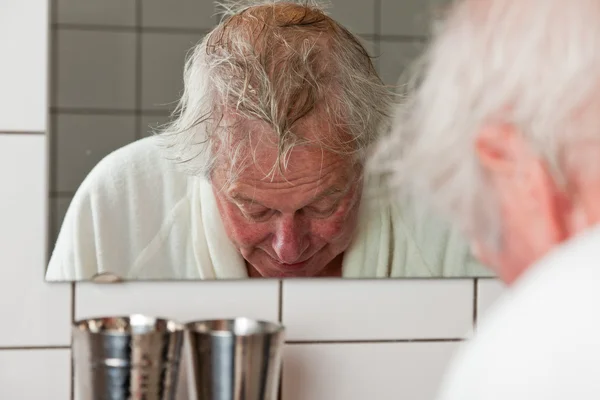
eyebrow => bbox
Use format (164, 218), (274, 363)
(230, 186), (345, 208)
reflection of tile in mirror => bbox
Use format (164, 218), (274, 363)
(139, 115), (171, 138)
(56, 0), (136, 26)
(326, 0), (375, 35)
(50, 196), (72, 247)
(141, 33), (206, 112)
(381, 0), (450, 37)
(56, 30), (136, 110)
(283, 342), (459, 400)
(142, 0), (217, 30)
(358, 36), (379, 73)
(54, 114), (136, 193)
(378, 40), (426, 89)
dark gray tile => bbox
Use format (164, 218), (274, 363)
(141, 32), (205, 112)
(381, 0), (449, 37)
(56, 0), (136, 26)
(56, 30), (136, 109)
(54, 114), (136, 192)
(142, 0), (216, 29)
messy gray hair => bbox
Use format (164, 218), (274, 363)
(372, 0), (600, 248)
(157, 0), (392, 181)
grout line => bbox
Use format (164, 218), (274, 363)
(0, 345), (71, 351)
(0, 131), (45, 135)
(473, 278), (479, 326)
(278, 280), (283, 323)
(53, 23), (212, 36)
(134, 0), (143, 140)
(374, 0), (381, 74)
(70, 282), (75, 400)
(50, 107), (172, 116)
(285, 338), (464, 345)
(378, 34), (428, 43)
(49, 0), (60, 267)
(50, 191), (76, 198)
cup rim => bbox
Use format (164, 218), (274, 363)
(184, 317), (284, 337)
(72, 314), (185, 335)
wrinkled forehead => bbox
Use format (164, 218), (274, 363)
(211, 118), (360, 188)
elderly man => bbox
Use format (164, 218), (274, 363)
(46, 0), (485, 281)
(376, 0), (600, 398)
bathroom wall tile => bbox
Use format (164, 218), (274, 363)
(378, 40), (425, 87)
(0, 349), (71, 399)
(282, 279), (473, 341)
(141, 32), (206, 112)
(0, 0), (47, 132)
(75, 280), (279, 323)
(380, 0), (449, 37)
(56, 30), (136, 109)
(283, 341), (460, 400)
(0, 135), (71, 346)
(328, 0), (375, 35)
(56, 0), (136, 26)
(54, 114), (136, 192)
(477, 279), (506, 323)
(140, 114), (172, 138)
(142, 0), (216, 30)
(50, 196), (73, 248)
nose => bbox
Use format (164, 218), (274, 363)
(272, 213), (309, 264)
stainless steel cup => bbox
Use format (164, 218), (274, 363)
(72, 314), (185, 400)
(185, 318), (285, 400)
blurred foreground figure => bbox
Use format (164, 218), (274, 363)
(375, 0), (600, 398)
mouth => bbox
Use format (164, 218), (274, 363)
(265, 253), (312, 271)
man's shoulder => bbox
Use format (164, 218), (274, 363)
(438, 227), (600, 399)
(80, 135), (189, 194)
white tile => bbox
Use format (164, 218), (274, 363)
(477, 278), (506, 322)
(283, 342), (460, 400)
(380, 0), (450, 37)
(50, 196), (72, 248)
(54, 114), (136, 192)
(75, 280), (279, 324)
(56, 30), (136, 109)
(327, 0), (375, 35)
(140, 114), (172, 138)
(282, 279), (473, 341)
(378, 40), (426, 87)
(142, 0), (216, 29)
(0, 349), (71, 399)
(142, 32), (205, 112)
(0, 135), (71, 347)
(56, 0), (136, 26)
(0, 0), (48, 132)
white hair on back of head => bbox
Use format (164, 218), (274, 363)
(372, 0), (600, 247)
(156, 0), (392, 184)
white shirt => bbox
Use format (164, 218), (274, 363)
(46, 136), (490, 280)
(437, 225), (600, 400)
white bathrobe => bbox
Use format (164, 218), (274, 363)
(436, 225), (600, 400)
(46, 136), (491, 281)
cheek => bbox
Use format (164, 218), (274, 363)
(310, 204), (360, 243)
(217, 201), (270, 247)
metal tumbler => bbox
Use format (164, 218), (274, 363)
(185, 318), (285, 400)
(72, 314), (185, 400)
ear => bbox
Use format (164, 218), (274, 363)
(474, 123), (525, 175)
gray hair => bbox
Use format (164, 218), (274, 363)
(157, 0), (392, 181)
(371, 0), (600, 248)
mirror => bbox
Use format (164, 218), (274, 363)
(47, 0), (494, 281)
